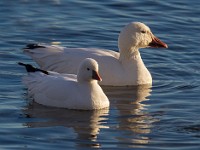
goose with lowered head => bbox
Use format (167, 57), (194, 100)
(19, 58), (109, 110)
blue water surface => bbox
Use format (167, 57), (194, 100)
(0, 0), (200, 149)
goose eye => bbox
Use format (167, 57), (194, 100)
(87, 68), (90, 71)
(141, 30), (146, 34)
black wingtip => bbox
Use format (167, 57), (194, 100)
(18, 62), (37, 73)
(23, 43), (46, 50)
(18, 62), (49, 75)
(18, 62), (25, 66)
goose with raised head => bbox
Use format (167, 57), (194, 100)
(23, 22), (167, 86)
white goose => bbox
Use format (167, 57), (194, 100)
(19, 58), (109, 110)
(23, 22), (167, 86)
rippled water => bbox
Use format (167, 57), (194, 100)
(1, 0), (200, 149)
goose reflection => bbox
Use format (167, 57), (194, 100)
(23, 103), (109, 148)
(23, 84), (155, 148)
(103, 85), (154, 146)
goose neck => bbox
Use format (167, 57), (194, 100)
(119, 47), (140, 62)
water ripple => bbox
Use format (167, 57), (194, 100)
(1, 0), (200, 149)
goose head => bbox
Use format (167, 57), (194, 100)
(118, 22), (168, 55)
(77, 58), (102, 82)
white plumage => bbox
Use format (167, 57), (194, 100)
(24, 22), (167, 86)
(19, 58), (109, 110)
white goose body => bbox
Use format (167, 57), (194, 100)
(24, 22), (167, 86)
(19, 58), (109, 110)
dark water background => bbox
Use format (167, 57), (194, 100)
(1, 0), (200, 149)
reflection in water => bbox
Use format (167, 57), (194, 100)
(23, 85), (156, 148)
(103, 85), (155, 147)
(23, 104), (109, 148)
